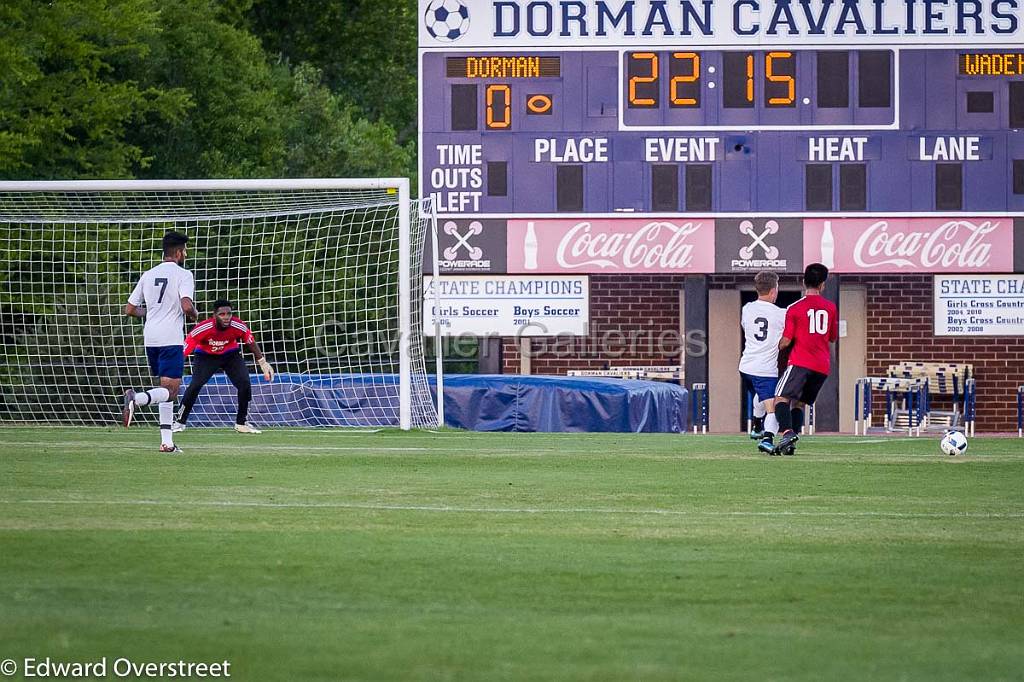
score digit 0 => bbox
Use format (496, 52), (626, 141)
(486, 84), (511, 129)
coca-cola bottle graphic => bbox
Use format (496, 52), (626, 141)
(820, 220), (835, 269)
(524, 221), (538, 270)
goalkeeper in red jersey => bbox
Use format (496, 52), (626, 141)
(173, 299), (274, 434)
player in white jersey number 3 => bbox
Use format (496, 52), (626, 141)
(738, 271), (787, 454)
(122, 231), (198, 453)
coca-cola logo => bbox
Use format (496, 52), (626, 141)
(852, 220), (999, 269)
(554, 220), (704, 270)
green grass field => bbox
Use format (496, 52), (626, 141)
(0, 428), (1022, 681)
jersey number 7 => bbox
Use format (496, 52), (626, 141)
(154, 277), (168, 303)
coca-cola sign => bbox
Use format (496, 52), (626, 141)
(803, 218), (1014, 273)
(506, 218), (715, 274)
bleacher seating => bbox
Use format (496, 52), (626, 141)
(887, 362), (973, 433)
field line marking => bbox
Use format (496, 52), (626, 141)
(0, 441), (535, 453)
(1, 499), (1022, 519)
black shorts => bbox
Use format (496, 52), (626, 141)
(775, 365), (828, 405)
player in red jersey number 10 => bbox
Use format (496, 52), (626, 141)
(765, 263), (838, 456)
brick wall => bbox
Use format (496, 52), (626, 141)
(500, 273), (1024, 432)
(846, 274), (1024, 432)
(501, 275), (686, 374)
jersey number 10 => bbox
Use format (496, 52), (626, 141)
(807, 309), (828, 335)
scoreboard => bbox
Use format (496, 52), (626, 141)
(418, 0), (1024, 217)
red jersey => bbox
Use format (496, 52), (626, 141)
(782, 295), (838, 374)
(184, 316), (254, 356)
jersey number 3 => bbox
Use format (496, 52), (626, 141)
(753, 317), (769, 341)
(154, 277), (168, 303)
(806, 309), (828, 335)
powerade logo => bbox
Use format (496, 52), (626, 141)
(425, 0), (471, 41)
(441, 220), (492, 270)
(732, 219), (787, 269)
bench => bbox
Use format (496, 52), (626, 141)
(886, 362), (975, 434)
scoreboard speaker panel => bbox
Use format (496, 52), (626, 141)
(924, 52), (958, 130)
(753, 134), (784, 212)
(585, 65), (618, 125)
(718, 158), (752, 211)
(511, 136), (554, 213)
(585, 163), (612, 213)
(956, 80), (1001, 130)
(776, 136), (805, 212)
(874, 137), (914, 212)
(614, 161), (649, 211)
(963, 148), (1007, 211)
(1010, 137), (1024, 211)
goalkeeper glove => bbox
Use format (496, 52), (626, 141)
(258, 357), (275, 382)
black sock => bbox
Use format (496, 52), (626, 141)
(774, 402), (793, 433)
(752, 416), (764, 431)
(792, 408), (805, 434)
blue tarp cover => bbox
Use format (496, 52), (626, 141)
(184, 373), (689, 433)
(436, 374), (689, 433)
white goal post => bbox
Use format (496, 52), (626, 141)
(0, 178), (441, 430)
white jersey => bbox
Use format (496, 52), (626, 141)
(739, 299), (787, 378)
(127, 261), (195, 347)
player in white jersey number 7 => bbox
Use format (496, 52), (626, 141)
(122, 231), (198, 453)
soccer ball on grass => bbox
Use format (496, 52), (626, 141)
(939, 430), (968, 456)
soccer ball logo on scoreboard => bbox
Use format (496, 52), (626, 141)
(424, 0), (470, 42)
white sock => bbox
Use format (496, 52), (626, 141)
(159, 402), (174, 447)
(753, 398), (767, 419)
(764, 413), (779, 435)
(135, 387), (170, 406)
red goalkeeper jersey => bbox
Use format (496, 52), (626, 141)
(184, 317), (254, 356)
(782, 294), (838, 375)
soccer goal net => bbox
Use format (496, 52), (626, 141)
(0, 179), (439, 429)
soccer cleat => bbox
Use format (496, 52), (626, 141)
(749, 427), (764, 440)
(122, 390), (136, 427)
(757, 436), (776, 455)
(234, 423), (262, 434)
(171, 421), (186, 433)
(159, 444), (182, 454)
(773, 430), (799, 456)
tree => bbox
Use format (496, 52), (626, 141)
(0, 0), (415, 181)
(279, 64), (411, 179)
(134, 1), (412, 180)
(0, 0), (190, 179)
(129, 0), (288, 178)
(245, 0), (418, 144)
